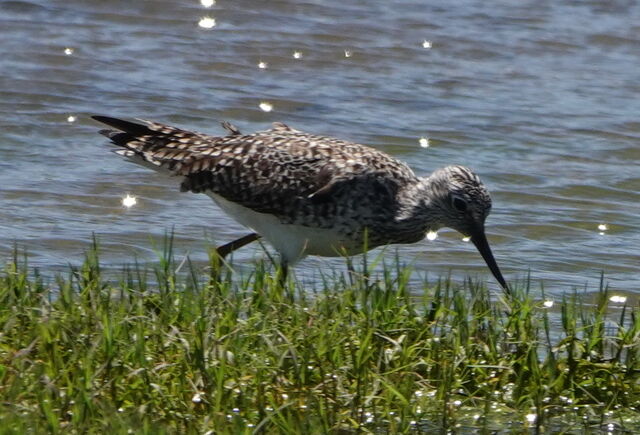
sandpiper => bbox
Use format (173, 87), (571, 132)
(92, 116), (509, 291)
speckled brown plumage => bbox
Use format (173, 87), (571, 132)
(95, 117), (418, 241)
(92, 115), (509, 290)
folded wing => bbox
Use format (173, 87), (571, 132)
(93, 116), (417, 218)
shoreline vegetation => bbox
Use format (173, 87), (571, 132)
(1, 238), (639, 433)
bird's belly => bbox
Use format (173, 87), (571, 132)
(207, 193), (363, 262)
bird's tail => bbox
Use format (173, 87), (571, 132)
(92, 115), (222, 174)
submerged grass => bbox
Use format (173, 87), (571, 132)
(1, 239), (639, 433)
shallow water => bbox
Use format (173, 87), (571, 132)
(1, 0), (639, 297)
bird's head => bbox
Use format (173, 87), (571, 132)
(427, 165), (509, 292)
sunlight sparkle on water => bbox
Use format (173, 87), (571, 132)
(191, 393), (203, 403)
(257, 61), (267, 69)
(122, 194), (137, 208)
(609, 295), (627, 304)
(526, 413), (537, 423)
(198, 17), (216, 28)
(426, 231), (438, 241)
(543, 300), (554, 308)
(66, 115), (76, 123)
(200, 0), (215, 7)
(422, 40), (432, 49)
(598, 223), (608, 235)
(419, 137), (430, 148)
(293, 51), (302, 59)
(64, 47), (74, 55)
(462, 236), (471, 242)
(259, 102), (273, 112)
(344, 49), (353, 58)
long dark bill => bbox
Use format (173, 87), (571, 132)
(471, 229), (510, 294)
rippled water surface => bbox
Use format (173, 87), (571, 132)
(1, 0), (639, 296)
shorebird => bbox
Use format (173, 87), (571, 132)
(92, 116), (509, 291)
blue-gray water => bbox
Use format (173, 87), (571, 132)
(1, 0), (639, 297)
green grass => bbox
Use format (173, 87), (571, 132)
(1, 238), (639, 433)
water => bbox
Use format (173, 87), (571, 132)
(1, 0), (639, 297)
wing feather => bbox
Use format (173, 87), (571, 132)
(93, 116), (417, 219)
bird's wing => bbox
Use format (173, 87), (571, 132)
(93, 116), (416, 215)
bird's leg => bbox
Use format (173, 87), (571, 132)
(216, 232), (261, 259)
(346, 257), (356, 287)
(276, 259), (289, 288)
(211, 233), (261, 281)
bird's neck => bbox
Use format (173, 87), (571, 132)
(391, 176), (445, 239)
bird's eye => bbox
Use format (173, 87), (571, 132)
(452, 196), (468, 212)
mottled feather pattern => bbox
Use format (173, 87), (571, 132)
(96, 117), (419, 239)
